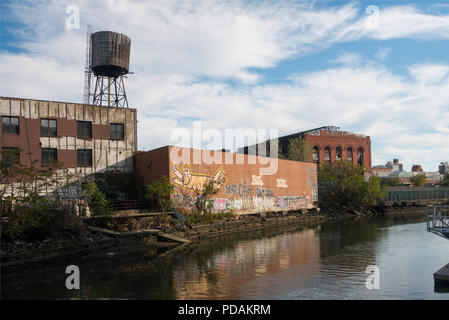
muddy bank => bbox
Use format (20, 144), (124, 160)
(1, 206), (426, 272)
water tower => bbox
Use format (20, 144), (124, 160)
(84, 27), (131, 108)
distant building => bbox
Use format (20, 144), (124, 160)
(371, 165), (393, 177)
(387, 170), (411, 185)
(439, 162), (449, 175)
(237, 126), (372, 169)
(411, 165), (423, 172)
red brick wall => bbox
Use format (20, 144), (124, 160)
(304, 131), (371, 169)
(135, 146), (318, 214)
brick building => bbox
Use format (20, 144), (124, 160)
(238, 126), (372, 169)
(135, 146), (318, 214)
(1, 96), (137, 194)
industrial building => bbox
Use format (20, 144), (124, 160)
(238, 126), (372, 169)
(0, 96), (137, 196)
(135, 146), (318, 214)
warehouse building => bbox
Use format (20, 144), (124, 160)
(238, 126), (372, 169)
(0, 96), (137, 195)
(135, 146), (318, 214)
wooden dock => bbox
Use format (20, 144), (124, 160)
(434, 263), (449, 287)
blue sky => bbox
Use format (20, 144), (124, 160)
(1, 0), (449, 171)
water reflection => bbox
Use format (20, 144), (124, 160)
(2, 213), (449, 299)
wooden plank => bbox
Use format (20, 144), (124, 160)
(156, 232), (191, 244)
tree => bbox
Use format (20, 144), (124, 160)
(380, 177), (401, 187)
(282, 137), (313, 162)
(192, 175), (225, 214)
(410, 173), (426, 186)
(318, 160), (386, 213)
(82, 179), (113, 216)
(440, 173), (449, 186)
(144, 175), (175, 212)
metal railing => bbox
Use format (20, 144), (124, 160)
(426, 205), (449, 240)
(386, 187), (449, 202)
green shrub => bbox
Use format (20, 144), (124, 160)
(144, 176), (174, 212)
(82, 180), (113, 216)
(318, 161), (387, 213)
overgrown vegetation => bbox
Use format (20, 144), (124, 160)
(184, 211), (235, 224)
(1, 149), (84, 241)
(441, 173), (449, 186)
(278, 136), (313, 162)
(410, 173), (426, 186)
(82, 179), (113, 216)
(318, 160), (386, 214)
(193, 177), (225, 214)
(144, 175), (175, 212)
(380, 177), (401, 187)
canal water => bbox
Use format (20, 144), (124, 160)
(2, 212), (449, 299)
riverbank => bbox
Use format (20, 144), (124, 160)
(0, 205), (424, 272)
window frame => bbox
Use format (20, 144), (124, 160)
(77, 149), (92, 167)
(40, 118), (57, 137)
(2, 116), (20, 134)
(77, 121), (92, 139)
(110, 123), (125, 140)
(41, 148), (58, 167)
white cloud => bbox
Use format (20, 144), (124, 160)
(375, 47), (391, 61)
(330, 52), (362, 67)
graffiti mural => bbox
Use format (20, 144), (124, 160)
(171, 163), (225, 192)
(277, 196), (310, 210)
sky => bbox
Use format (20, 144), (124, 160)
(1, 0), (449, 171)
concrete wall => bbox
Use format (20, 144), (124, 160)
(0, 97), (137, 197)
(136, 146), (318, 214)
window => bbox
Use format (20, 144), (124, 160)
(77, 149), (92, 167)
(41, 119), (57, 136)
(77, 121), (92, 139)
(2, 147), (20, 165)
(312, 146), (319, 162)
(335, 147), (342, 161)
(357, 147), (364, 166)
(2, 116), (19, 134)
(41, 148), (57, 166)
(324, 147), (331, 163)
(346, 147), (353, 162)
(110, 123), (124, 140)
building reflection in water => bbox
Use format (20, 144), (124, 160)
(172, 229), (320, 299)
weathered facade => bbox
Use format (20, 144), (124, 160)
(1, 96), (137, 196)
(238, 126), (372, 169)
(135, 146), (318, 214)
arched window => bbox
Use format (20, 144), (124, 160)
(335, 147), (342, 161)
(324, 146), (331, 164)
(346, 147), (353, 162)
(357, 147), (364, 166)
(312, 146), (319, 162)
